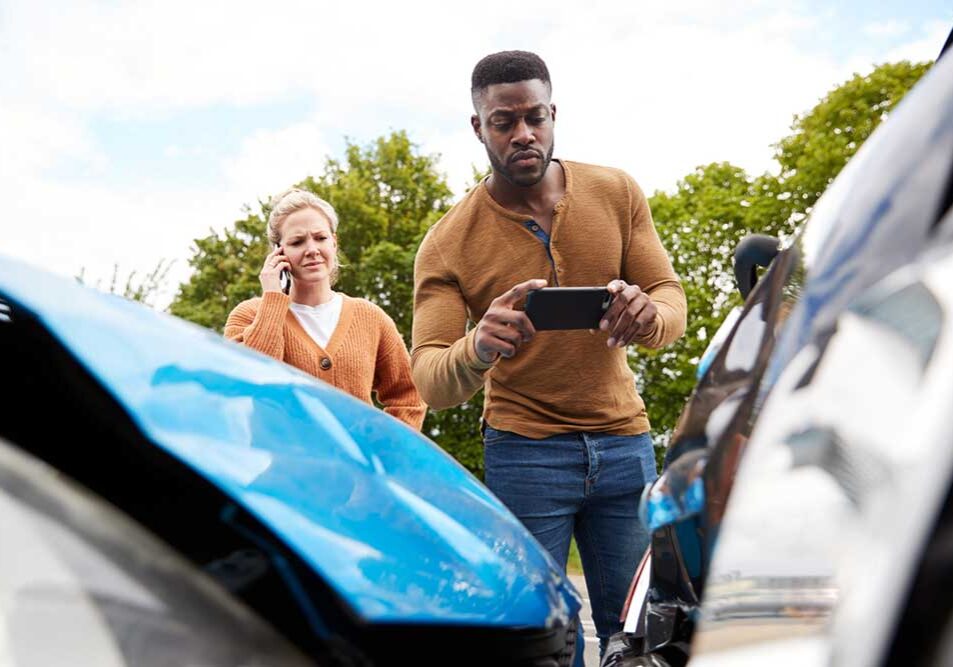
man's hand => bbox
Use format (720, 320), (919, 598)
(600, 279), (657, 348)
(474, 279), (547, 363)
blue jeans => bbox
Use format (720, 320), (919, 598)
(483, 427), (657, 658)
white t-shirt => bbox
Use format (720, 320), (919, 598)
(289, 293), (343, 349)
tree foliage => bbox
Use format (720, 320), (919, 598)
(639, 60), (929, 446)
(169, 61), (929, 474)
(639, 166), (789, 443)
(77, 259), (173, 307)
(775, 61), (932, 219)
(169, 213), (267, 330)
(170, 131), (490, 474)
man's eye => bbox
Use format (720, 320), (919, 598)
(528, 116), (546, 125)
(491, 120), (512, 130)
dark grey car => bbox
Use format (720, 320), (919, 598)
(605, 29), (953, 667)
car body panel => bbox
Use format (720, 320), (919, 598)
(691, 45), (953, 665)
(0, 258), (580, 629)
(0, 437), (312, 665)
(606, 42), (953, 667)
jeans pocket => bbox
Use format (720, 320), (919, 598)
(482, 425), (511, 447)
(636, 434), (660, 486)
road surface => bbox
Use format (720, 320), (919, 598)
(570, 574), (599, 667)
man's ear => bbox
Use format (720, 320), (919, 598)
(471, 114), (484, 143)
(550, 103), (557, 123)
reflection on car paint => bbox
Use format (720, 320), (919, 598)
(0, 256), (581, 631)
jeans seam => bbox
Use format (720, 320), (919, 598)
(580, 513), (610, 639)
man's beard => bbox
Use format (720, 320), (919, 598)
(488, 141), (555, 187)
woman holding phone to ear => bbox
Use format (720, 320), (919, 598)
(224, 188), (426, 430)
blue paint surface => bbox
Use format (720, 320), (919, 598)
(0, 258), (580, 628)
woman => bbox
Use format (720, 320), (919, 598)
(224, 188), (426, 430)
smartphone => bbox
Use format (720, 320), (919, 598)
(524, 287), (612, 330)
(275, 244), (291, 295)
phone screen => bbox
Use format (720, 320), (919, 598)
(525, 287), (611, 330)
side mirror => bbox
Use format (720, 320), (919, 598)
(734, 234), (781, 300)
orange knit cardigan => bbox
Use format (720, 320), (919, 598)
(224, 291), (426, 430)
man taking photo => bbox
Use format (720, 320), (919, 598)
(412, 50), (687, 659)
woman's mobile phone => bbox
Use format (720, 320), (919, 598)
(524, 287), (612, 330)
(275, 244), (290, 294)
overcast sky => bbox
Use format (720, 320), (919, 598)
(1, 0), (950, 308)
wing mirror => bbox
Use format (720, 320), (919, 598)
(734, 234), (781, 300)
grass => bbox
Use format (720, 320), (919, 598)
(567, 537), (583, 575)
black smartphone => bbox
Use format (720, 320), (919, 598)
(524, 287), (612, 330)
(275, 244), (290, 295)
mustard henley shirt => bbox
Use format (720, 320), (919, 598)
(411, 160), (687, 438)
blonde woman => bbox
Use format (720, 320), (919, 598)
(224, 188), (426, 430)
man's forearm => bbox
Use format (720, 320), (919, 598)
(637, 282), (688, 349)
(411, 329), (495, 410)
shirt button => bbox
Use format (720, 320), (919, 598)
(530, 224), (540, 232)
(320, 357), (332, 370)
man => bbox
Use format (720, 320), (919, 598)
(411, 50), (686, 656)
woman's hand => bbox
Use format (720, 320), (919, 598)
(260, 246), (290, 294)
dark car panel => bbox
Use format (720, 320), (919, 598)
(606, 39), (953, 667)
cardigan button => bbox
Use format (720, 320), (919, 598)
(320, 357), (332, 371)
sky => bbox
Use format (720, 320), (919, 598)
(1, 0), (950, 308)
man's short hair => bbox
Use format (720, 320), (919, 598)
(471, 50), (551, 105)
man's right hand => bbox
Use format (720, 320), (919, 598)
(473, 279), (547, 363)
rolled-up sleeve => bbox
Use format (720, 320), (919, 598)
(623, 178), (687, 349)
(411, 232), (495, 410)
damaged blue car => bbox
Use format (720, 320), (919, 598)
(0, 259), (581, 666)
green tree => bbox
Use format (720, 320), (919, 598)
(171, 131), (453, 336)
(76, 259), (173, 307)
(640, 165), (788, 447)
(171, 131), (489, 475)
(775, 61), (931, 220)
(640, 60), (930, 447)
(298, 133), (455, 338)
(169, 60), (930, 476)
(169, 212), (268, 329)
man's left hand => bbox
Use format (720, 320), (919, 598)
(600, 279), (657, 348)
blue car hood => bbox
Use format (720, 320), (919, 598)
(0, 257), (579, 627)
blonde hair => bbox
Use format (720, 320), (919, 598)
(266, 188), (340, 244)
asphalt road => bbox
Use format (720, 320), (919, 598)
(569, 574), (600, 667)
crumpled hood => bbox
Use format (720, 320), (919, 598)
(0, 257), (579, 627)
